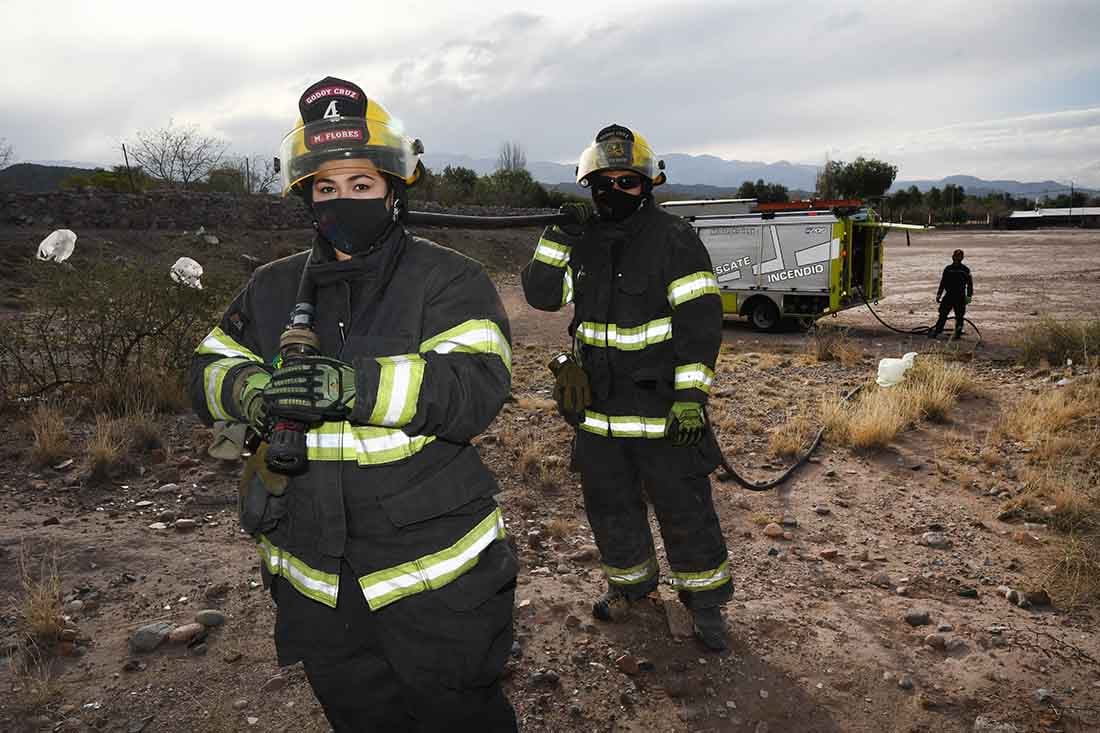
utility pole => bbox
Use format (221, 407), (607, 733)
(121, 143), (137, 194)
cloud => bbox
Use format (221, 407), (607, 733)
(1, 0), (1098, 185)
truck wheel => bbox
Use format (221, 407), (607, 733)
(749, 299), (781, 332)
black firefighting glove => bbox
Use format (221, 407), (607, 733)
(667, 401), (706, 447)
(548, 352), (591, 425)
(264, 355), (357, 424)
(558, 201), (594, 237)
(235, 369), (272, 434)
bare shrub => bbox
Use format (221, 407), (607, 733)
(29, 404), (69, 467)
(0, 259), (234, 401)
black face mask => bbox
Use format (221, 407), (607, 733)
(592, 184), (643, 222)
(312, 198), (396, 255)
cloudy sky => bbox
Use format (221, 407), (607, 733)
(2, 0), (1099, 186)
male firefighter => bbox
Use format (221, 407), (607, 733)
(522, 124), (732, 651)
(189, 77), (517, 731)
(930, 248), (973, 340)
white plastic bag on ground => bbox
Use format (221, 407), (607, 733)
(170, 256), (204, 289)
(876, 352), (917, 388)
(37, 229), (77, 262)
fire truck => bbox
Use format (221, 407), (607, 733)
(663, 199), (921, 331)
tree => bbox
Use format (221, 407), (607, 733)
(475, 168), (548, 207)
(497, 141), (527, 172)
(126, 121), (227, 189)
(437, 165), (480, 204)
(736, 178), (789, 203)
(834, 157), (897, 199)
(815, 159), (843, 198)
(206, 155), (279, 194)
(0, 138), (13, 169)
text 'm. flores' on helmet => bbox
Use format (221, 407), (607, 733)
(575, 124), (666, 187)
(276, 76), (425, 196)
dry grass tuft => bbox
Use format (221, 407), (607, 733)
(29, 404), (69, 468)
(1016, 317), (1100, 367)
(11, 544), (63, 644)
(515, 396), (557, 413)
(87, 368), (189, 416)
(87, 413), (128, 482)
(822, 356), (980, 450)
(805, 324), (861, 366)
(544, 518), (573, 539)
(767, 411), (818, 458)
(1042, 531), (1100, 610)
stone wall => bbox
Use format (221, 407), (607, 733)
(0, 191), (555, 230)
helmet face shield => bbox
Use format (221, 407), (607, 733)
(576, 125), (665, 186)
(278, 115), (422, 195)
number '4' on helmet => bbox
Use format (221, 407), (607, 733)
(276, 76), (425, 196)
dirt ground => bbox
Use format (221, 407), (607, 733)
(1, 225), (1099, 733)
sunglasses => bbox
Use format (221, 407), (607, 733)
(587, 173), (644, 190)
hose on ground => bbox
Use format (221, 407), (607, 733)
(712, 384), (864, 491)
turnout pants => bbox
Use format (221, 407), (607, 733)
(934, 298), (966, 336)
(267, 541), (517, 732)
(574, 429), (733, 609)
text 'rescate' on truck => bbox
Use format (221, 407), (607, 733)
(662, 198), (928, 332)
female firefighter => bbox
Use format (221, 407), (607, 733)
(189, 77), (518, 731)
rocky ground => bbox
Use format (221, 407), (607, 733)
(1, 226), (1099, 732)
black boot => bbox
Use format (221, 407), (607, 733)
(592, 587), (633, 622)
(692, 606), (728, 652)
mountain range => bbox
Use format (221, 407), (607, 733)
(3, 157), (1092, 198)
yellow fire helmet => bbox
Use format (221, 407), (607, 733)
(277, 76), (424, 196)
(575, 124), (666, 187)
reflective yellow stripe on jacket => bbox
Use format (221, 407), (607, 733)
(580, 411), (668, 439)
(195, 327), (265, 421)
(576, 317), (672, 351)
(258, 507), (507, 610)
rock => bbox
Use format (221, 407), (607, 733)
(898, 675), (914, 690)
(43, 516), (60, 526)
(819, 548), (839, 560)
(195, 609), (226, 627)
(174, 518), (200, 531)
(895, 585), (910, 596)
(148, 522), (169, 530)
(904, 609), (931, 627)
(764, 523), (784, 538)
(134, 500), (154, 508)
(156, 510), (178, 523)
(202, 234), (220, 246)
(946, 638), (970, 655)
(204, 582), (231, 599)
(246, 717), (259, 726)
(664, 600), (695, 639)
(1024, 589), (1052, 606)
(168, 622), (204, 645)
(63, 599), (85, 614)
(190, 642), (208, 656)
(121, 658), (147, 672)
(814, 505), (831, 516)
(616, 654), (640, 675)
(1033, 688), (1053, 704)
(564, 614), (581, 629)
(973, 716), (1018, 733)
(233, 699), (248, 711)
(129, 621), (173, 653)
(780, 517), (798, 528)
(156, 483), (180, 495)
(921, 532), (950, 549)
(924, 634), (947, 650)
(937, 623), (953, 632)
(223, 650), (243, 664)
(529, 669), (560, 686)
(677, 706), (703, 722)
(870, 572), (893, 588)
(568, 545), (600, 563)
(262, 674), (288, 693)
(957, 587), (979, 598)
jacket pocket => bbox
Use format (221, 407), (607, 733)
(379, 449), (497, 528)
(239, 475), (288, 536)
(435, 539), (518, 612)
